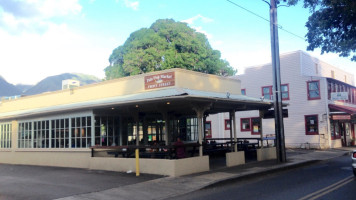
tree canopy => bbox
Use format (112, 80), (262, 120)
(288, 0), (356, 61)
(105, 19), (236, 79)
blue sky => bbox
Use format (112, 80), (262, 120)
(0, 0), (355, 85)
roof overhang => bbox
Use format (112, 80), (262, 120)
(0, 88), (275, 120)
(328, 104), (356, 115)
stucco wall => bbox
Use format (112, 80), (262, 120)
(0, 149), (209, 177)
(0, 68), (241, 117)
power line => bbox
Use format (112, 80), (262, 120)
(226, 0), (305, 41)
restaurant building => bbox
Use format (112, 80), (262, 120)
(0, 68), (275, 176)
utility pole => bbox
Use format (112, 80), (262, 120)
(269, 0), (286, 163)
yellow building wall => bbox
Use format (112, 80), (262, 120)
(0, 69), (241, 115)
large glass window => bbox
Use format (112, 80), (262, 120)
(0, 123), (12, 149)
(94, 116), (119, 146)
(18, 115), (91, 149)
(18, 122), (32, 148)
(307, 81), (320, 100)
(71, 116), (91, 148)
(305, 115), (319, 135)
(33, 120), (49, 148)
(186, 118), (198, 141)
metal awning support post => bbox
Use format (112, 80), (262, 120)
(230, 110), (238, 152)
(161, 112), (170, 145)
(192, 103), (212, 157)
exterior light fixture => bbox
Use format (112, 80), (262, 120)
(135, 105), (139, 108)
(111, 107), (115, 110)
(167, 102), (170, 105)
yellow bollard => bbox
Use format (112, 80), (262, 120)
(135, 148), (140, 176)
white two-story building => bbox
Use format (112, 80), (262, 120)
(208, 51), (356, 149)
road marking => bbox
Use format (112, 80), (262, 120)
(298, 175), (354, 200)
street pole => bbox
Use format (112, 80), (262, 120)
(269, 0), (286, 163)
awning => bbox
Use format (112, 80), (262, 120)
(0, 88), (275, 120)
(328, 104), (356, 115)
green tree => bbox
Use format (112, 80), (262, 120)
(288, 0), (356, 61)
(105, 19), (236, 79)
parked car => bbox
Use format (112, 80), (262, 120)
(352, 150), (356, 176)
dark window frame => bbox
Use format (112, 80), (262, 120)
(305, 115), (319, 135)
(224, 119), (231, 130)
(240, 118), (251, 132)
(250, 117), (262, 135)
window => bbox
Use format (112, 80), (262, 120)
(262, 86), (273, 100)
(305, 115), (318, 135)
(18, 115), (92, 149)
(281, 84), (289, 100)
(330, 122), (341, 140)
(33, 120), (49, 148)
(251, 117), (261, 135)
(240, 118), (251, 131)
(18, 122), (32, 148)
(307, 81), (320, 100)
(331, 70), (335, 78)
(0, 123), (12, 149)
(241, 89), (246, 95)
(204, 121), (212, 138)
(225, 119), (231, 130)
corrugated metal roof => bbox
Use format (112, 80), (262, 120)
(0, 88), (272, 120)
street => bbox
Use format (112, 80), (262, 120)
(0, 164), (161, 200)
(170, 155), (356, 200)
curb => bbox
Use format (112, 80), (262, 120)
(203, 159), (321, 189)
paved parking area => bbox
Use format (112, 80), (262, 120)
(0, 164), (162, 200)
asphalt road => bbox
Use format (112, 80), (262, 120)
(0, 164), (161, 200)
(170, 155), (356, 200)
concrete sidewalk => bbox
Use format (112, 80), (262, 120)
(57, 147), (354, 200)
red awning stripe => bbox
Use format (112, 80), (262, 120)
(328, 104), (356, 115)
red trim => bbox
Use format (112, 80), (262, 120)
(250, 117), (261, 135)
(240, 118), (251, 132)
(330, 122), (341, 140)
(305, 115), (319, 135)
(261, 86), (273, 100)
(241, 89), (246, 95)
(281, 84), (290, 100)
(307, 80), (321, 100)
(328, 104), (356, 115)
(224, 119), (230, 130)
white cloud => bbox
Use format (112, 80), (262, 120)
(0, 22), (108, 85)
(0, 0), (82, 34)
(116, 0), (139, 11)
(192, 26), (212, 39)
(181, 14), (213, 25)
(181, 15), (214, 39)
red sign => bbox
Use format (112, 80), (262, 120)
(331, 115), (351, 120)
(144, 72), (175, 90)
